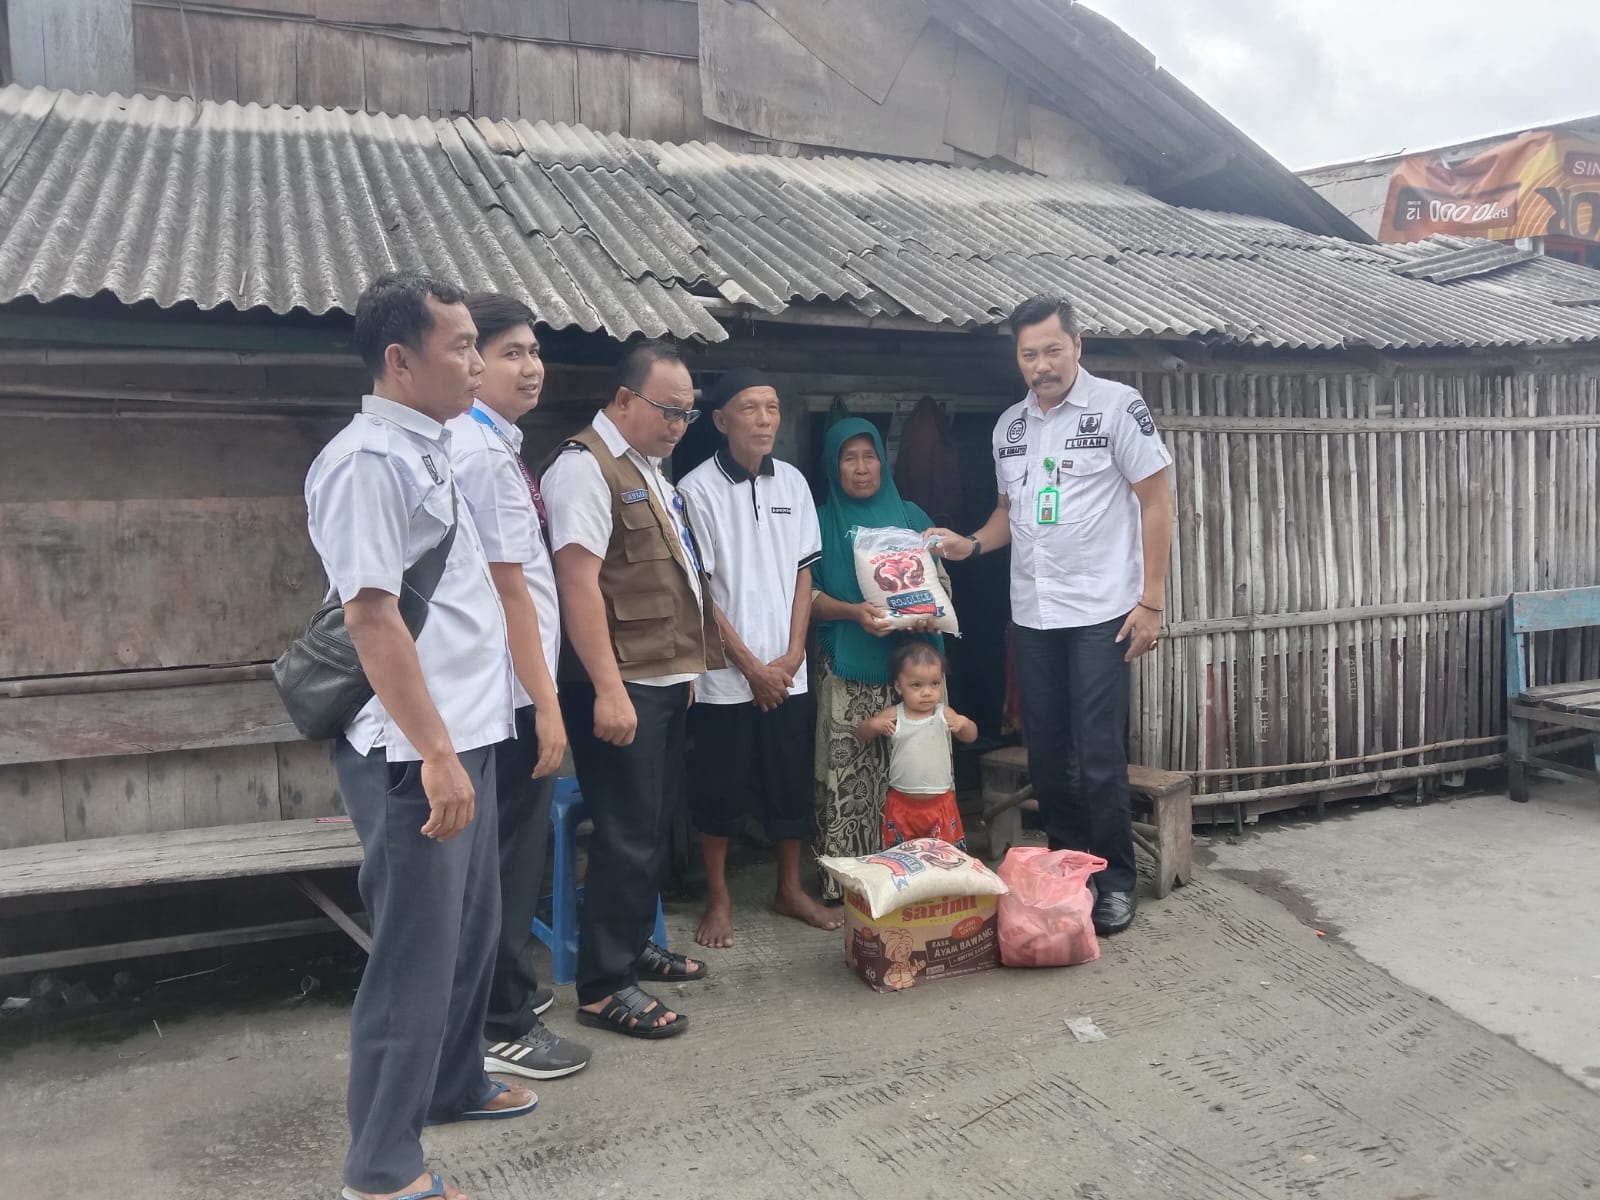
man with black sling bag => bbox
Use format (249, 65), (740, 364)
(300, 274), (535, 1200)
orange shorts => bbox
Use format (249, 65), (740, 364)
(882, 787), (966, 850)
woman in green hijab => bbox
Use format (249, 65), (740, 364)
(811, 418), (946, 898)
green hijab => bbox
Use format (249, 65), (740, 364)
(815, 418), (942, 685)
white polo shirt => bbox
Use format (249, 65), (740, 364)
(446, 400), (560, 707)
(304, 394), (516, 762)
(541, 409), (704, 688)
(678, 449), (823, 705)
(992, 368), (1173, 630)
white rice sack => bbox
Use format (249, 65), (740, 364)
(852, 526), (960, 635)
(819, 838), (1008, 919)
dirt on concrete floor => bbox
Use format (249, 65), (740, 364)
(1201, 776), (1600, 1096)
(3, 851), (1599, 1200)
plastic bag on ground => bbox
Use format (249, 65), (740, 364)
(996, 847), (1106, 967)
(852, 526), (960, 635)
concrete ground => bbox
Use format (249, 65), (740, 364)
(4, 784), (1600, 1200)
(1202, 775), (1600, 1094)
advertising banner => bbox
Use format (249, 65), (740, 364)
(1380, 130), (1600, 244)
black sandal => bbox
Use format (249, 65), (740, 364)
(575, 985), (688, 1040)
(636, 941), (709, 982)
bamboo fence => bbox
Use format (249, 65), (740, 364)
(1108, 357), (1600, 811)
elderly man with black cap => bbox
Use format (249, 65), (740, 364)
(677, 369), (840, 950)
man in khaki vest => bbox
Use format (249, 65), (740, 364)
(542, 341), (723, 1040)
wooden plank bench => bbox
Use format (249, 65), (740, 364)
(979, 745), (1193, 897)
(1506, 586), (1600, 803)
(0, 818), (368, 977)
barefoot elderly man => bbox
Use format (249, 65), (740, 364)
(678, 368), (841, 950)
(304, 273), (535, 1200)
(926, 294), (1173, 938)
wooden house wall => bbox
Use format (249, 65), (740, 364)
(740, 340), (1600, 803)
(0, 355), (618, 851)
(6, 0), (1127, 177)
(6, 342), (1595, 850)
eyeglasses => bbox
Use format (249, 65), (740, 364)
(625, 385), (700, 426)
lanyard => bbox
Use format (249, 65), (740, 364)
(470, 407), (549, 540)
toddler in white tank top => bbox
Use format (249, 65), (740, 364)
(855, 642), (978, 848)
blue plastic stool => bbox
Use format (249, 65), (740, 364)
(532, 777), (667, 987)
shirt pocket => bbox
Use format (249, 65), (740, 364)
(611, 589), (676, 664)
(617, 496), (672, 563)
(997, 457), (1031, 515)
(1058, 453), (1117, 524)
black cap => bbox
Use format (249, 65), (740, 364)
(706, 368), (777, 413)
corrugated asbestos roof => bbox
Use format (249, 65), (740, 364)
(4, 85), (1600, 350)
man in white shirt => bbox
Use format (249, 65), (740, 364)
(677, 369), (840, 950)
(303, 274), (533, 1200)
(542, 341), (721, 1040)
(927, 294), (1173, 937)
(446, 293), (591, 1084)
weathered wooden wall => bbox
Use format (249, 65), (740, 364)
(1110, 358), (1600, 803)
(741, 335), (1600, 803)
(0, 354), (615, 850)
(6, 0), (1128, 177)
(8, 338), (1593, 848)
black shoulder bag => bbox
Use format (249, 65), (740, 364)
(272, 490), (458, 741)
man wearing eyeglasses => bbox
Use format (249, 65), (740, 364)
(541, 340), (723, 1041)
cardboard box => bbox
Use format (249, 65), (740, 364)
(842, 888), (1000, 992)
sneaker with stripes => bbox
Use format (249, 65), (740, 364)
(484, 1021), (592, 1080)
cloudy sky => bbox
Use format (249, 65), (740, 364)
(1083, 0), (1600, 170)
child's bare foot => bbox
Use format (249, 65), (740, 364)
(695, 893), (735, 948)
(344, 1172), (467, 1200)
(776, 886), (844, 931)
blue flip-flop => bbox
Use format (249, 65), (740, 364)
(340, 1172), (446, 1200)
(424, 1078), (538, 1126)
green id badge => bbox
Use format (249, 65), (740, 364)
(1036, 485), (1059, 525)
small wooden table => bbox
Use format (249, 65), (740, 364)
(980, 746), (1193, 898)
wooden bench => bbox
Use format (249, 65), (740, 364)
(0, 818), (368, 977)
(979, 746), (1193, 897)
(1505, 587), (1600, 803)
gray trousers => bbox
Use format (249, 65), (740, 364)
(334, 738), (501, 1194)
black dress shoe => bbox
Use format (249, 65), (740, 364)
(1091, 889), (1136, 935)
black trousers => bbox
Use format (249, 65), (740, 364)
(485, 704), (557, 1043)
(1013, 618), (1137, 893)
(561, 679), (688, 1005)
(689, 694), (815, 843)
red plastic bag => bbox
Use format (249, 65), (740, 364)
(996, 847), (1106, 967)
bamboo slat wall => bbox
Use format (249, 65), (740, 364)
(1109, 357), (1600, 803)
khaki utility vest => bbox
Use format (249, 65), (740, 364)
(556, 425), (724, 683)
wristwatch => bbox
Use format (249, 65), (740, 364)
(967, 535), (983, 557)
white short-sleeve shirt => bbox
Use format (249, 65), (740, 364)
(678, 449), (823, 705)
(540, 409), (704, 687)
(991, 368), (1173, 630)
(304, 394), (515, 762)
(446, 401), (560, 707)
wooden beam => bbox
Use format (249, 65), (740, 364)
(0, 917), (350, 978)
(0, 313), (354, 354)
(0, 680), (299, 767)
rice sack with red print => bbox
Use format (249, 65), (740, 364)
(852, 526), (960, 635)
(819, 839), (1008, 991)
